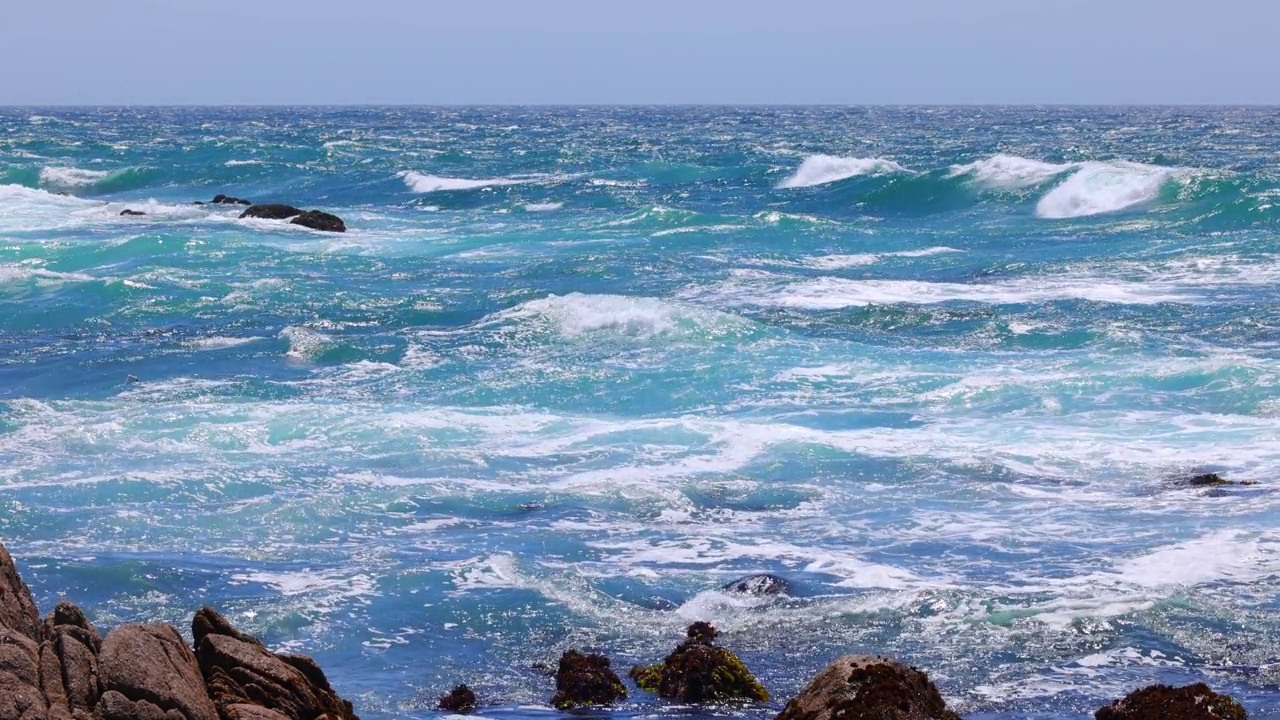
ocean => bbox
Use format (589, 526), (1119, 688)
(1, 106), (1277, 718)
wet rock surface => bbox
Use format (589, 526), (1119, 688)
(289, 210), (346, 233)
(239, 204), (303, 221)
(551, 650), (626, 709)
(722, 573), (790, 596)
(1094, 683), (1249, 720)
(776, 655), (959, 720)
(211, 195), (251, 206)
(630, 622), (768, 703)
(438, 684), (477, 713)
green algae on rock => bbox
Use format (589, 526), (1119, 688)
(629, 622), (768, 703)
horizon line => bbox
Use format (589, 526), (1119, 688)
(3, 102), (1280, 109)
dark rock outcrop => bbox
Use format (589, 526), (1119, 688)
(775, 656), (959, 720)
(289, 211), (346, 233)
(722, 574), (790, 596)
(1186, 473), (1257, 488)
(438, 684), (476, 713)
(551, 650), (626, 710)
(630, 622), (767, 703)
(192, 607), (357, 720)
(1, 544), (359, 720)
(1095, 683), (1248, 720)
(119, 210), (147, 216)
(239, 204), (303, 221)
(97, 624), (217, 720)
(212, 195), (252, 206)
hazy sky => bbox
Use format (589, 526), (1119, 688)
(2, 0), (1275, 105)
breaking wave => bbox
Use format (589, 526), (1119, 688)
(777, 155), (909, 189)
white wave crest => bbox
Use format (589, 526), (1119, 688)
(699, 273), (1195, 309)
(523, 202), (563, 212)
(1036, 161), (1182, 218)
(495, 293), (744, 339)
(949, 154), (1075, 189)
(777, 154), (908, 189)
(799, 246), (962, 269)
(185, 336), (265, 350)
(279, 326), (333, 361)
(0, 265), (96, 285)
(399, 170), (543, 193)
(39, 166), (110, 188)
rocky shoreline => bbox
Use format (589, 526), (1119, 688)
(0, 541), (1252, 720)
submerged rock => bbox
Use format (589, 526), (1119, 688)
(1095, 683), (1248, 720)
(776, 655), (959, 720)
(722, 574), (790, 596)
(239, 204), (303, 220)
(438, 684), (477, 713)
(119, 209), (146, 216)
(630, 622), (767, 703)
(551, 650), (626, 709)
(212, 194), (252, 206)
(193, 607), (358, 720)
(1186, 473), (1258, 488)
(290, 210), (346, 233)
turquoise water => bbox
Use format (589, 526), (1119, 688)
(1, 106), (1278, 718)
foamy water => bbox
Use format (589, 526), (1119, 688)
(1, 106), (1279, 720)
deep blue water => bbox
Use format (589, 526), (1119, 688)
(1, 106), (1279, 719)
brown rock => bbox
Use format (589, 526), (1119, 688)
(775, 656), (959, 720)
(630, 622), (767, 703)
(0, 673), (47, 720)
(41, 604), (102, 720)
(551, 650), (626, 709)
(98, 625), (217, 720)
(0, 544), (42, 642)
(0, 628), (46, 720)
(1094, 683), (1248, 720)
(192, 608), (357, 720)
(438, 684), (476, 713)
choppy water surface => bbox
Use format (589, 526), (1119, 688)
(1, 106), (1279, 719)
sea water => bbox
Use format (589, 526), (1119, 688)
(1, 106), (1278, 718)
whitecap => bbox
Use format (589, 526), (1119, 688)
(494, 293), (744, 339)
(523, 202), (563, 212)
(279, 326), (332, 361)
(184, 336), (264, 350)
(777, 154), (908, 189)
(398, 170), (551, 193)
(1036, 161), (1183, 218)
(39, 166), (110, 188)
(949, 154), (1075, 189)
